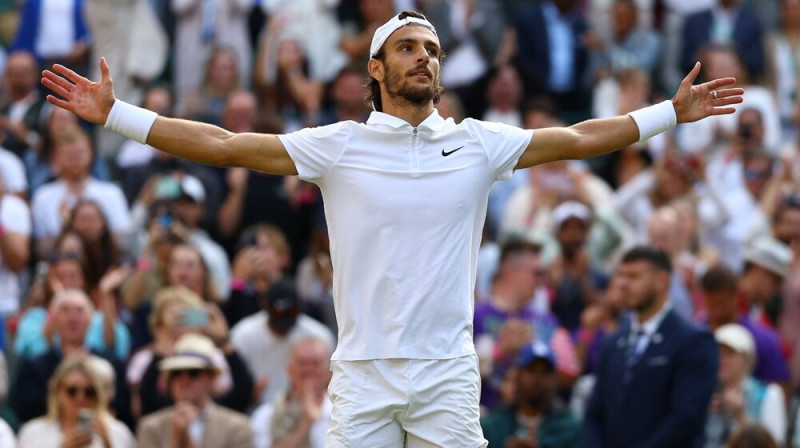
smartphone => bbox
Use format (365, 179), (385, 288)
(77, 408), (94, 433)
(158, 211), (173, 229)
(154, 176), (182, 200)
(181, 307), (209, 328)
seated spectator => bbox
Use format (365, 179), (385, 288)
(739, 236), (793, 328)
(137, 333), (255, 448)
(14, 253), (131, 361)
(183, 47), (241, 126)
(0, 51), (47, 155)
(548, 201), (611, 331)
(64, 199), (124, 291)
(0, 170), (31, 316)
(224, 225), (290, 328)
(17, 356), (134, 448)
(129, 243), (222, 350)
(23, 106), (111, 195)
(474, 239), (579, 412)
(705, 324), (786, 446)
(255, 29), (325, 130)
(481, 341), (582, 448)
(231, 279), (334, 406)
(700, 264), (789, 384)
(31, 126), (128, 260)
(250, 337), (333, 448)
(130, 287), (251, 418)
(131, 175), (230, 301)
(12, 289), (130, 426)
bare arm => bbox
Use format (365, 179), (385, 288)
(41, 59), (298, 175)
(516, 63), (744, 169)
(0, 229), (29, 272)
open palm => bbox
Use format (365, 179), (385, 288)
(41, 58), (116, 125)
(672, 62), (744, 124)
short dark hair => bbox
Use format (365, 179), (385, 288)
(499, 238), (542, 265)
(366, 10), (444, 112)
(620, 246), (672, 273)
(700, 264), (738, 294)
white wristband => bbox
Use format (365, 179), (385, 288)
(104, 100), (158, 144)
(628, 100), (677, 142)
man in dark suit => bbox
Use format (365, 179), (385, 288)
(513, 0), (591, 122)
(584, 247), (718, 448)
(680, 0), (764, 81)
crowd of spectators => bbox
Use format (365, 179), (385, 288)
(0, 0), (799, 446)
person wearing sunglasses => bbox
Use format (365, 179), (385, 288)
(17, 356), (134, 448)
(137, 333), (254, 448)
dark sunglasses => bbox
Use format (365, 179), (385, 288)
(170, 368), (204, 379)
(64, 386), (97, 399)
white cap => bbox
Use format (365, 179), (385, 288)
(743, 236), (792, 278)
(551, 200), (592, 231)
(369, 13), (437, 59)
(160, 333), (220, 372)
(715, 323), (756, 359)
(180, 175), (206, 203)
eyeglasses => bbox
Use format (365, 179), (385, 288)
(63, 386), (97, 399)
(170, 368), (204, 379)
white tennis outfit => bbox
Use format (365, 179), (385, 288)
(279, 109), (532, 447)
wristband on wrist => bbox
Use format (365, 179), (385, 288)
(628, 100), (677, 142)
(104, 100), (158, 144)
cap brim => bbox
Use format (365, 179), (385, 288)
(159, 356), (219, 372)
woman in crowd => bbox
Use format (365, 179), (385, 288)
(64, 199), (123, 291)
(17, 356), (134, 448)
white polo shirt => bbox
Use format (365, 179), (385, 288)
(279, 110), (532, 360)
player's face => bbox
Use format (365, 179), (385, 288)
(378, 26), (441, 106)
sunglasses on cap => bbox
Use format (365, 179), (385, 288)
(63, 385), (97, 399)
(169, 368), (205, 379)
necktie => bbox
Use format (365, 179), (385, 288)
(623, 329), (645, 382)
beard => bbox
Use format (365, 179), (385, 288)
(383, 64), (437, 105)
(631, 289), (658, 314)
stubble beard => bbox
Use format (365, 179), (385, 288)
(384, 66), (437, 106)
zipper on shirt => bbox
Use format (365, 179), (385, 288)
(411, 127), (420, 175)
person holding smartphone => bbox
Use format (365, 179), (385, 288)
(17, 356), (134, 448)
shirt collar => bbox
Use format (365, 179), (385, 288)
(366, 109), (448, 131)
(631, 300), (672, 336)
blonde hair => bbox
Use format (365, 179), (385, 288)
(47, 356), (111, 423)
(148, 286), (205, 332)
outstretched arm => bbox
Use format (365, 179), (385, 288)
(41, 58), (298, 175)
(516, 62), (744, 169)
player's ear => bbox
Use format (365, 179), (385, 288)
(368, 59), (384, 83)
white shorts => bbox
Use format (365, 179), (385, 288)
(326, 354), (487, 448)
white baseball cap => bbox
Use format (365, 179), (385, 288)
(369, 13), (437, 59)
(715, 323), (756, 359)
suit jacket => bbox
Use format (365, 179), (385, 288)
(137, 402), (254, 448)
(680, 8), (764, 80)
(513, 1), (590, 107)
(584, 309), (719, 448)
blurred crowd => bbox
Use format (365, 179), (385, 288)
(0, 0), (798, 446)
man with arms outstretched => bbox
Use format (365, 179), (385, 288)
(42, 10), (742, 447)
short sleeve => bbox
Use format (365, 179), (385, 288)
(277, 122), (351, 182)
(0, 195), (31, 234)
(463, 119), (533, 181)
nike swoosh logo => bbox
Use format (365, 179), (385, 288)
(442, 146), (464, 157)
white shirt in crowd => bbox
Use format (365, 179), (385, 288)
(17, 416), (135, 448)
(230, 312), (335, 405)
(0, 148), (28, 195)
(31, 178), (130, 238)
(0, 194), (31, 315)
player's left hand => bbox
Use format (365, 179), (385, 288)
(672, 62), (743, 124)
